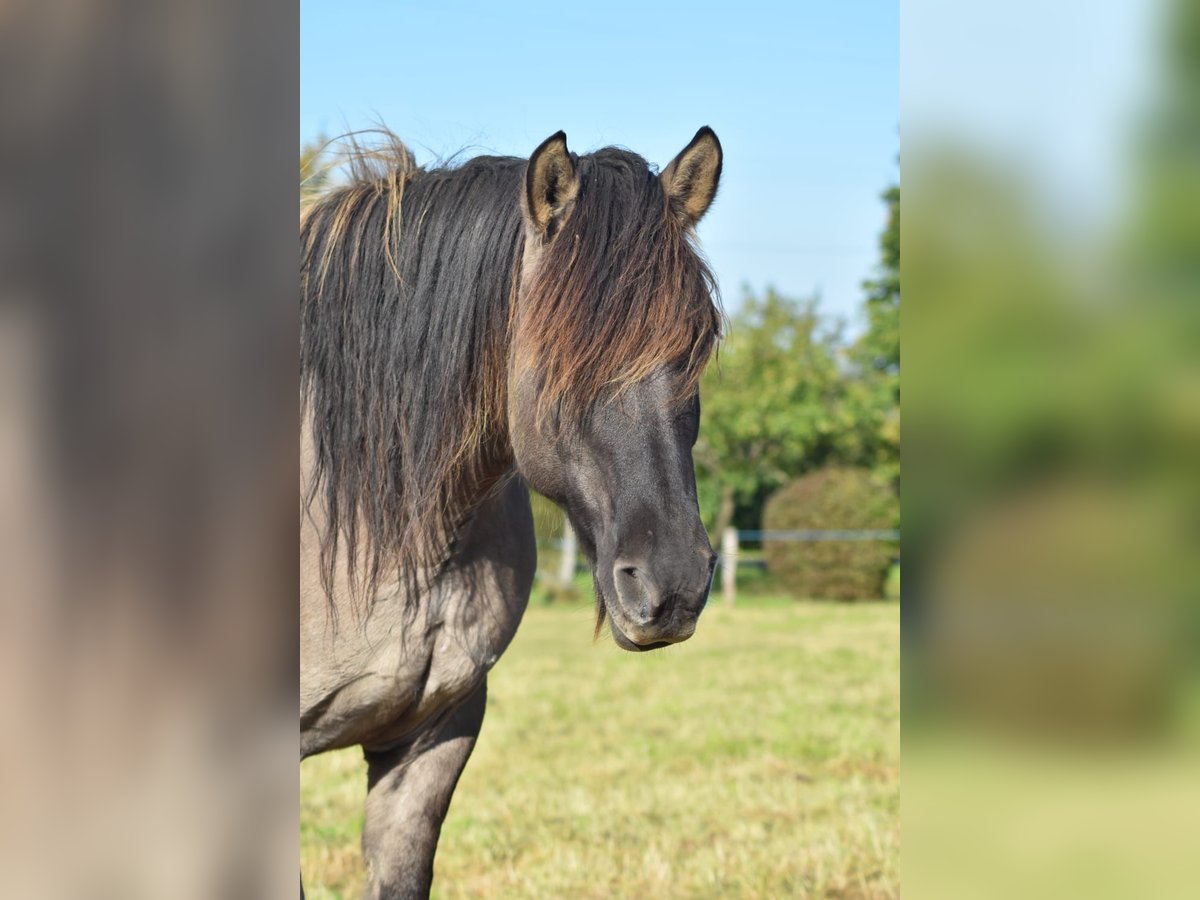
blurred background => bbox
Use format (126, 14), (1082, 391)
(301, 1), (900, 897)
(904, 0), (1200, 896)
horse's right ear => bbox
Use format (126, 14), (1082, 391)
(661, 126), (723, 227)
(524, 131), (579, 240)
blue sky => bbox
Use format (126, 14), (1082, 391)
(302, 1), (898, 333)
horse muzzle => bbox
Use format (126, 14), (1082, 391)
(604, 551), (715, 651)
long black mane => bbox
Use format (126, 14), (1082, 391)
(302, 141), (524, 605)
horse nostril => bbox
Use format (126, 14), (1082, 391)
(614, 562), (661, 623)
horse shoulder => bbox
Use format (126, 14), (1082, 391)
(300, 479), (535, 756)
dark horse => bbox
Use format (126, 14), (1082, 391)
(300, 126), (723, 898)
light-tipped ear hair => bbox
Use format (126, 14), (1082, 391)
(661, 126), (723, 227)
(524, 131), (580, 239)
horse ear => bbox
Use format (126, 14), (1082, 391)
(661, 126), (723, 227)
(524, 131), (579, 239)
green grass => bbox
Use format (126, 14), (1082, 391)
(301, 598), (900, 898)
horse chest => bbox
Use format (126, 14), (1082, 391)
(301, 478), (535, 756)
(412, 580), (522, 706)
(301, 571), (525, 754)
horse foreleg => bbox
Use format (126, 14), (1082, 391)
(360, 680), (487, 900)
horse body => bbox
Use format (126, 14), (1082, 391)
(301, 127), (723, 898)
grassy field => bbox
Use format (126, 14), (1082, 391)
(301, 596), (900, 898)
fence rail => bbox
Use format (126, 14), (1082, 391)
(548, 523), (900, 606)
(738, 529), (900, 542)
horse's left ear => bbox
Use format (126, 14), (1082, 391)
(661, 126), (723, 227)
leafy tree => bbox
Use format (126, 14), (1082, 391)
(859, 187), (897, 374)
(858, 184), (900, 385)
(696, 288), (849, 537)
(848, 183), (900, 486)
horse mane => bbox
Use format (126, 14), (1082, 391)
(301, 131), (721, 611)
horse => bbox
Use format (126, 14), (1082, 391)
(300, 126), (724, 898)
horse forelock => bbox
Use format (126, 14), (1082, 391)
(513, 148), (724, 421)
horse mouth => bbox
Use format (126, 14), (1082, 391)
(600, 595), (694, 652)
(594, 582), (697, 652)
(608, 621), (672, 652)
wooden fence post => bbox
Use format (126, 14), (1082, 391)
(558, 520), (578, 587)
(722, 526), (738, 606)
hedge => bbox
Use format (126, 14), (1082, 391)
(763, 467), (898, 600)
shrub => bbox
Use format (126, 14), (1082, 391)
(763, 467), (898, 600)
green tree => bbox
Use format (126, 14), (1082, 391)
(696, 288), (849, 537)
(858, 184), (899, 390)
(848, 183), (900, 485)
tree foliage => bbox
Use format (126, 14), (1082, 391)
(849, 183), (900, 485)
(696, 288), (849, 535)
(858, 184), (899, 384)
(695, 182), (901, 535)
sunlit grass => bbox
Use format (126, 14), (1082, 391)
(301, 599), (899, 898)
